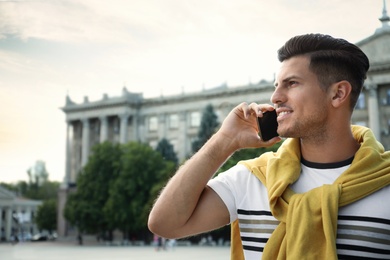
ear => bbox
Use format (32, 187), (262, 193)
(330, 80), (352, 108)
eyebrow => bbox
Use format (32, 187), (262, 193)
(274, 75), (303, 87)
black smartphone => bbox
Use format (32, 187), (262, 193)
(257, 110), (279, 141)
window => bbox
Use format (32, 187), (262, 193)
(149, 140), (158, 149)
(355, 93), (365, 109)
(387, 90), (390, 105)
(170, 139), (179, 153)
(149, 116), (158, 131)
(169, 114), (179, 129)
(190, 112), (201, 127)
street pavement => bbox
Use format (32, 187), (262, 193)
(0, 241), (230, 260)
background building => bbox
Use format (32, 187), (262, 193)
(58, 5), (390, 237)
(0, 186), (41, 242)
(354, 3), (390, 148)
(57, 82), (275, 236)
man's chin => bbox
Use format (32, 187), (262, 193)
(277, 129), (296, 139)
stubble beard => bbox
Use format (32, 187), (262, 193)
(278, 111), (329, 145)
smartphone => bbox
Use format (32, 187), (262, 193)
(257, 110), (279, 141)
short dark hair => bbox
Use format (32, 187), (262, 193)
(277, 33), (369, 110)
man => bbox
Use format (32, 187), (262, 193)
(148, 34), (390, 259)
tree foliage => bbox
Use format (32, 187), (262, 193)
(192, 104), (219, 153)
(104, 142), (174, 239)
(0, 179), (59, 201)
(155, 138), (178, 165)
(64, 141), (122, 234)
(35, 199), (57, 232)
(64, 141), (174, 241)
(24, 181), (60, 201)
(217, 141), (284, 174)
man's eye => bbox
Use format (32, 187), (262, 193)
(289, 81), (298, 87)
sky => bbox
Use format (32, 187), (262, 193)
(0, 0), (386, 184)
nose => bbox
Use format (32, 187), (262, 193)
(270, 87), (285, 105)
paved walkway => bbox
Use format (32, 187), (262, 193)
(0, 242), (230, 260)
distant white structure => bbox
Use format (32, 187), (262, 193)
(0, 186), (42, 242)
(27, 160), (49, 187)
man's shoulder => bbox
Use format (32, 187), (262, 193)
(239, 151), (276, 168)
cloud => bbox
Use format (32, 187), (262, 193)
(0, 0), (133, 43)
(0, 0), (381, 48)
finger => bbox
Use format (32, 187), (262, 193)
(248, 102), (262, 117)
(248, 103), (274, 117)
(239, 102), (252, 119)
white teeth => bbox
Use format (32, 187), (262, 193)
(278, 111), (291, 117)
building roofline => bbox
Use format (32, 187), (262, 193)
(62, 81), (274, 114)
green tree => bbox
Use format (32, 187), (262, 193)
(63, 141), (122, 235)
(35, 199), (57, 233)
(192, 104), (219, 153)
(0, 180), (59, 202)
(64, 192), (93, 235)
(155, 138), (178, 165)
(104, 142), (175, 242)
(1, 165), (59, 201)
(217, 141), (284, 174)
(24, 181), (60, 201)
(0, 182), (28, 199)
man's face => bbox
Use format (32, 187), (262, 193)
(271, 56), (330, 140)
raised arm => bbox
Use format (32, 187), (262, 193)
(148, 102), (281, 239)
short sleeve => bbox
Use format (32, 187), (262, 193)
(207, 164), (252, 223)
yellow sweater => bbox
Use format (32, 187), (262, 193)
(230, 126), (390, 259)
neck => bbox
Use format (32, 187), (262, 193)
(300, 126), (360, 164)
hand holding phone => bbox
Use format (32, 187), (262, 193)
(257, 110), (279, 141)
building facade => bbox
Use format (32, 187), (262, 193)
(0, 186), (42, 242)
(354, 3), (390, 148)
(58, 5), (390, 237)
(57, 82), (275, 236)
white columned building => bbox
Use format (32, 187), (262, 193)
(119, 114), (129, 144)
(0, 186), (41, 242)
(99, 116), (108, 142)
(81, 119), (90, 167)
(355, 0), (390, 145)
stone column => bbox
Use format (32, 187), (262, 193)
(57, 188), (68, 237)
(15, 206), (21, 236)
(81, 118), (90, 166)
(5, 208), (12, 241)
(120, 114), (129, 144)
(100, 116), (108, 143)
(367, 84), (381, 141)
(132, 115), (138, 141)
(64, 121), (72, 186)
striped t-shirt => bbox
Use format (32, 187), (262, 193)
(208, 158), (390, 259)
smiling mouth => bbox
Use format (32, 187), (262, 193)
(278, 111), (290, 116)
(277, 111), (291, 119)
